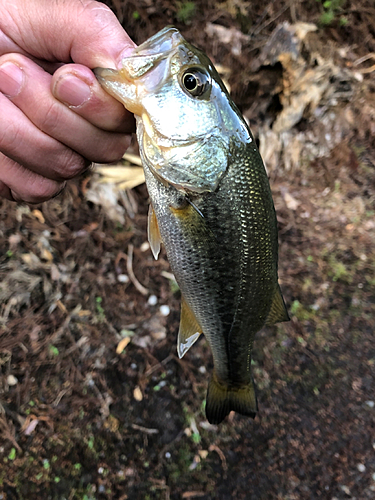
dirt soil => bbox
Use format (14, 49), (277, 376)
(1, 1), (375, 499)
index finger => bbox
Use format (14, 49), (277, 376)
(0, 0), (136, 68)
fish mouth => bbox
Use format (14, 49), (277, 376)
(122, 27), (183, 79)
(134, 27), (182, 56)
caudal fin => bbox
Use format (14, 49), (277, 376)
(205, 371), (258, 425)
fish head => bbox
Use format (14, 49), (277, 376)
(95, 27), (250, 193)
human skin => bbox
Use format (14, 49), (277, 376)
(0, 0), (136, 203)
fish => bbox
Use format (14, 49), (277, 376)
(95, 27), (289, 425)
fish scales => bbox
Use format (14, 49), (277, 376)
(95, 27), (289, 424)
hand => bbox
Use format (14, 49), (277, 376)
(0, 0), (136, 203)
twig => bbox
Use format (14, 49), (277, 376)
(352, 53), (375, 74)
(0, 416), (22, 452)
(143, 353), (174, 378)
(131, 423), (159, 434)
(127, 244), (149, 296)
(209, 444), (227, 478)
(353, 52), (375, 66)
(250, 1), (292, 37)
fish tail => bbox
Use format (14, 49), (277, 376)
(205, 371), (258, 425)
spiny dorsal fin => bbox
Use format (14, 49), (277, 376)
(177, 296), (202, 359)
(147, 204), (162, 260)
(265, 285), (290, 326)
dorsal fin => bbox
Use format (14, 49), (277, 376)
(147, 204), (162, 260)
(177, 296), (202, 358)
(265, 285), (290, 325)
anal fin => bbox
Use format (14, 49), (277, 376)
(177, 296), (202, 358)
(147, 204), (162, 260)
(205, 371), (258, 425)
(265, 285), (290, 326)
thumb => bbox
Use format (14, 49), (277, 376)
(0, 0), (136, 69)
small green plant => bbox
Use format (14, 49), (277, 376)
(191, 432), (201, 444)
(95, 296), (106, 322)
(176, 1), (195, 24)
(87, 435), (95, 450)
(319, 0), (348, 26)
(49, 345), (59, 357)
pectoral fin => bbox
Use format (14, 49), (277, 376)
(147, 204), (162, 260)
(205, 371), (258, 425)
(265, 285), (290, 325)
(177, 296), (202, 358)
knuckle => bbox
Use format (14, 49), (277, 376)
(0, 120), (22, 153)
(81, 1), (115, 23)
(38, 100), (66, 137)
(23, 177), (65, 204)
(54, 149), (88, 179)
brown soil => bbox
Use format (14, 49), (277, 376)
(1, 1), (374, 499)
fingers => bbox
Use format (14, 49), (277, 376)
(0, 54), (132, 181)
(0, 82), (88, 182)
(1, 0), (136, 67)
(0, 154), (65, 203)
(0, 0), (137, 203)
(52, 64), (135, 134)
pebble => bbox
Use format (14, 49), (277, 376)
(133, 386), (143, 402)
(160, 305), (170, 316)
(357, 463), (366, 472)
(140, 241), (150, 252)
(365, 400), (374, 408)
(7, 375), (18, 386)
(165, 452), (171, 459)
(117, 274), (129, 283)
(148, 295), (158, 306)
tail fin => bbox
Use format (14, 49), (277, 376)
(205, 371), (258, 425)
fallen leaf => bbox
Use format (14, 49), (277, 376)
(116, 336), (131, 354)
(32, 209), (45, 224)
(284, 192), (300, 210)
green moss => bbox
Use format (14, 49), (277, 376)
(176, 1), (196, 24)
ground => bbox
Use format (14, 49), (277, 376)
(0, 1), (375, 499)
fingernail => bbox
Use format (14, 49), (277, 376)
(0, 62), (23, 98)
(53, 74), (92, 107)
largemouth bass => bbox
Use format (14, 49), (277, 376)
(95, 27), (289, 425)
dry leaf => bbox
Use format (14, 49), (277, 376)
(94, 165), (145, 190)
(116, 336), (131, 354)
(283, 192), (300, 210)
(32, 209), (45, 224)
(205, 22), (249, 57)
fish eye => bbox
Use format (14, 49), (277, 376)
(181, 68), (210, 98)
